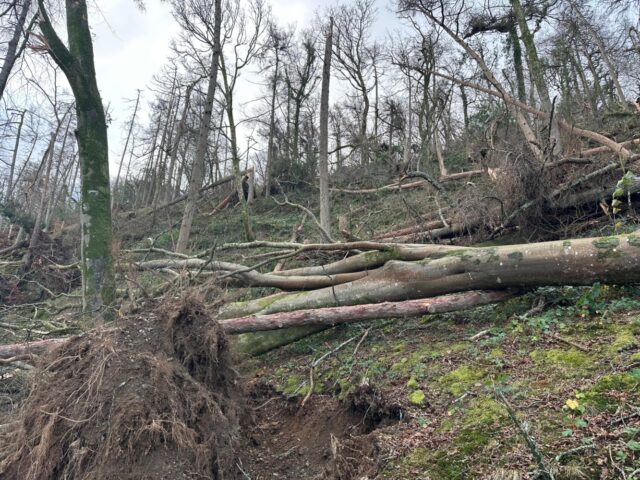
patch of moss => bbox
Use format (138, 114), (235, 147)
(437, 418), (455, 433)
(608, 329), (637, 355)
(384, 448), (467, 479)
(627, 234), (640, 247)
(393, 341), (407, 352)
(453, 397), (506, 456)
(280, 374), (303, 396)
(592, 237), (624, 260)
(406, 376), (419, 389)
(489, 348), (504, 358)
(507, 251), (523, 262)
(593, 237), (620, 249)
(583, 372), (639, 412)
(408, 389), (426, 405)
(530, 348), (595, 378)
(438, 365), (487, 396)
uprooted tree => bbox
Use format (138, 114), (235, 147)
(5, 233), (640, 359)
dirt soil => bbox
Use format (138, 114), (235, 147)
(241, 382), (403, 479)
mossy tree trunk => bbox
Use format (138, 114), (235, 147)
(221, 234), (640, 354)
(221, 235), (640, 318)
(37, 0), (115, 318)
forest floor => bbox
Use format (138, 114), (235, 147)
(1, 184), (640, 479)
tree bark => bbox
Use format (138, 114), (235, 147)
(318, 17), (333, 237)
(4, 109), (25, 202)
(264, 43), (279, 199)
(0, 0), (32, 100)
(176, 0), (222, 253)
(37, 0), (116, 319)
(221, 234), (640, 318)
(222, 290), (514, 334)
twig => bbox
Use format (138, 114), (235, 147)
(273, 180), (335, 243)
(547, 333), (589, 352)
(301, 334), (360, 409)
(554, 443), (595, 463)
(469, 329), (491, 341)
(352, 328), (370, 357)
(300, 368), (314, 409)
(495, 389), (554, 479)
(0, 354), (33, 365)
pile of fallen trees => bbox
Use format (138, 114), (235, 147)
(4, 233), (640, 359)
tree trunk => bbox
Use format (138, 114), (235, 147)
(220, 54), (254, 241)
(222, 290), (514, 334)
(4, 109), (25, 202)
(318, 17), (333, 237)
(175, 0), (222, 254)
(0, 0), (32, 100)
(38, 0), (116, 319)
(23, 134), (55, 271)
(112, 89), (141, 206)
(221, 234), (640, 318)
(264, 47), (279, 199)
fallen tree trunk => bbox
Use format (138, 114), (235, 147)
(222, 289), (515, 334)
(0, 338), (68, 359)
(222, 234), (640, 318)
(122, 169), (253, 217)
(0, 291), (513, 359)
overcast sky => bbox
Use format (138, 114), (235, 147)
(89, 0), (401, 172)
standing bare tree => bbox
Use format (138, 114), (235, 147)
(333, 0), (377, 166)
(0, 0), (35, 100)
(218, 0), (268, 241)
(318, 17), (333, 236)
(173, 0), (222, 253)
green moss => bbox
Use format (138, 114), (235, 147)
(437, 418), (455, 433)
(583, 372), (639, 412)
(391, 357), (409, 371)
(409, 389), (426, 405)
(608, 329), (637, 355)
(489, 348), (505, 358)
(507, 251), (523, 262)
(530, 348), (595, 378)
(393, 341), (407, 352)
(452, 397), (507, 456)
(627, 234), (640, 247)
(406, 376), (419, 389)
(384, 448), (467, 479)
(592, 237), (624, 259)
(281, 374), (303, 395)
(438, 365), (487, 396)
(427, 248), (471, 260)
(593, 237), (620, 249)
(463, 397), (507, 429)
